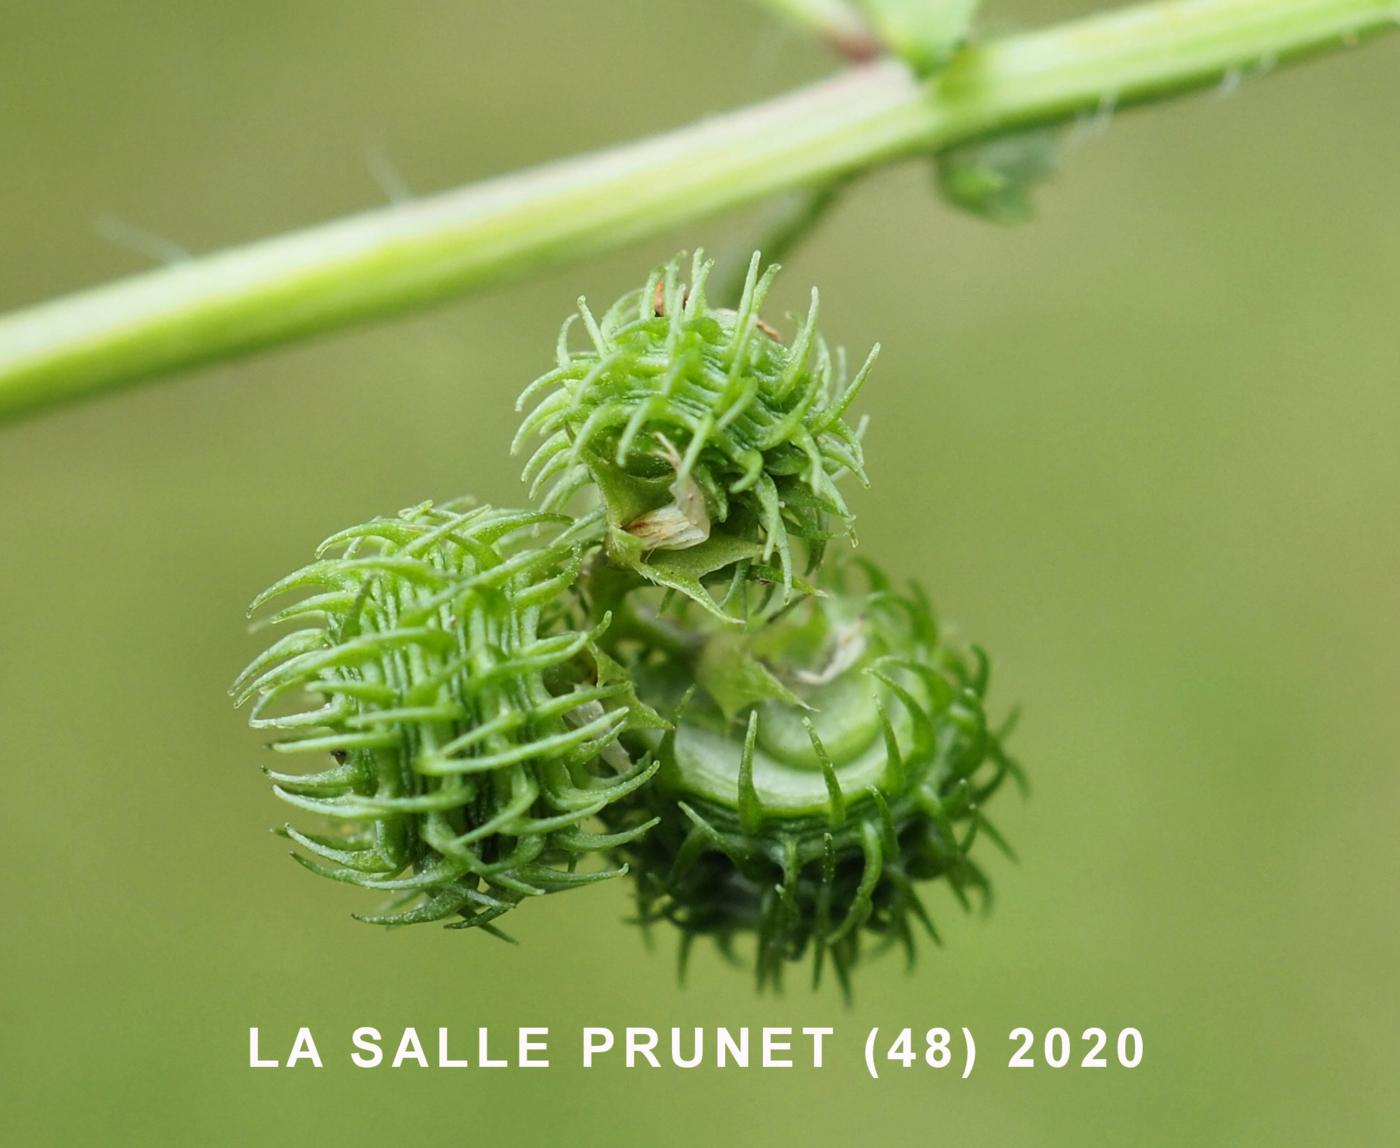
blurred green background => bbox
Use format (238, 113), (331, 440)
(3, 2), (1397, 1144)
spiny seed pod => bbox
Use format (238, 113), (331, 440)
(513, 251), (877, 622)
(231, 499), (662, 933)
(603, 559), (1023, 995)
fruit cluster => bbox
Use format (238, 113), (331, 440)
(234, 253), (1022, 992)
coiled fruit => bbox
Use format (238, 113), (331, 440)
(231, 500), (660, 932)
(602, 559), (1023, 994)
(514, 251), (877, 620)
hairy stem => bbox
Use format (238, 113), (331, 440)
(1, 0), (1394, 422)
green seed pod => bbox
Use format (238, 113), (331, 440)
(603, 559), (1023, 994)
(513, 251), (877, 622)
(231, 499), (662, 933)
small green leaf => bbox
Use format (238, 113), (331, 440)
(936, 128), (1060, 223)
(608, 526), (762, 623)
(594, 648), (671, 732)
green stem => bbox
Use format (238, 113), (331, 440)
(715, 180), (848, 304)
(1, 0), (1393, 423)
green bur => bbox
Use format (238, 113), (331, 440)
(601, 558), (1024, 995)
(231, 500), (660, 934)
(514, 251), (876, 622)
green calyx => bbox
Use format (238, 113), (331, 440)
(514, 251), (876, 621)
(234, 252), (1023, 992)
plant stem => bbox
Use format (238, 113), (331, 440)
(1, 0), (1394, 423)
(715, 180), (848, 304)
